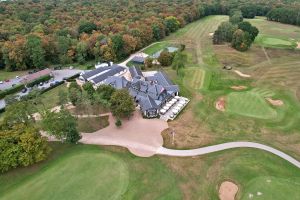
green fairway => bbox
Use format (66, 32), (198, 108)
(255, 35), (297, 49)
(227, 91), (277, 119)
(0, 144), (182, 200)
(241, 176), (300, 200)
(143, 41), (169, 55)
(1, 150), (129, 200)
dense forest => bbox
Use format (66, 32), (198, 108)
(0, 0), (299, 71)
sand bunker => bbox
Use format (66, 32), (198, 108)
(297, 42), (300, 49)
(216, 97), (226, 112)
(234, 70), (251, 78)
(209, 32), (214, 37)
(231, 85), (247, 90)
(266, 98), (284, 106)
(219, 181), (238, 200)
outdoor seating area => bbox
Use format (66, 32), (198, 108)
(159, 96), (189, 121)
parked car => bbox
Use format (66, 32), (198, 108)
(5, 79), (10, 82)
(21, 88), (27, 93)
(45, 80), (49, 84)
(16, 76), (20, 79)
(0, 81), (3, 84)
(39, 82), (44, 86)
(50, 82), (54, 86)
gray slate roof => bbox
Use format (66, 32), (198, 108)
(90, 65), (125, 84)
(129, 66), (144, 78)
(81, 66), (111, 80)
(131, 56), (145, 64)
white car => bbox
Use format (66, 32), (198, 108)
(0, 81), (3, 84)
(16, 76), (20, 79)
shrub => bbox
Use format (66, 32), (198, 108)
(115, 118), (122, 127)
(26, 75), (51, 88)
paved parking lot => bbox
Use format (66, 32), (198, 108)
(0, 69), (83, 109)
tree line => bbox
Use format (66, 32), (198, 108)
(0, 0), (298, 71)
(213, 10), (259, 51)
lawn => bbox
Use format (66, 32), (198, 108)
(0, 70), (29, 81)
(142, 41), (169, 55)
(0, 144), (181, 200)
(255, 34), (297, 49)
(241, 176), (300, 200)
(77, 116), (109, 133)
(1, 149), (129, 200)
(226, 90), (277, 120)
(37, 83), (68, 110)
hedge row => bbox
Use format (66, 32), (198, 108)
(65, 73), (80, 81)
(0, 84), (25, 99)
(40, 81), (64, 94)
(26, 75), (52, 87)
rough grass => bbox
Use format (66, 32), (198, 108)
(38, 84), (68, 110)
(241, 176), (300, 200)
(69, 104), (109, 115)
(77, 116), (109, 133)
(226, 91), (277, 120)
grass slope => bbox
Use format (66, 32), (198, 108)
(143, 41), (169, 55)
(1, 150), (129, 200)
(0, 144), (182, 200)
(227, 91), (277, 119)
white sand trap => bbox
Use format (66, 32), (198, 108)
(209, 32), (214, 36)
(219, 181), (238, 200)
(234, 70), (251, 78)
(231, 85), (247, 90)
(216, 97), (226, 112)
(266, 98), (284, 106)
(297, 42), (300, 49)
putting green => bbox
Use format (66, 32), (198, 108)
(226, 91), (277, 119)
(241, 176), (300, 200)
(255, 35), (296, 49)
(1, 151), (129, 200)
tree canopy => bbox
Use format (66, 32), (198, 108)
(110, 89), (135, 118)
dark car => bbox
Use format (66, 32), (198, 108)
(50, 82), (54, 86)
(39, 82), (44, 86)
(45, 80), (49, 84)
(21, 88), (27, 93)
(5, 79), (10, 82)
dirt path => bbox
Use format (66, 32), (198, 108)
(262, 46), (272, 64)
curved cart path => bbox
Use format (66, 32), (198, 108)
(157, 142), (300, 169)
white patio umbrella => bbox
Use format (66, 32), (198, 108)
(166, 103), (172, 107)
(171, 99), (177, 103)
(175, 96), (180, 99)
(163, 106), (169, 110)
(178, 102), (184, 106)
(160, 109), (166, 114)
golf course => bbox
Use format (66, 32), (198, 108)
(1, 13), (300, 199)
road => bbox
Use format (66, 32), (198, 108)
(157, 142), (300, 169)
